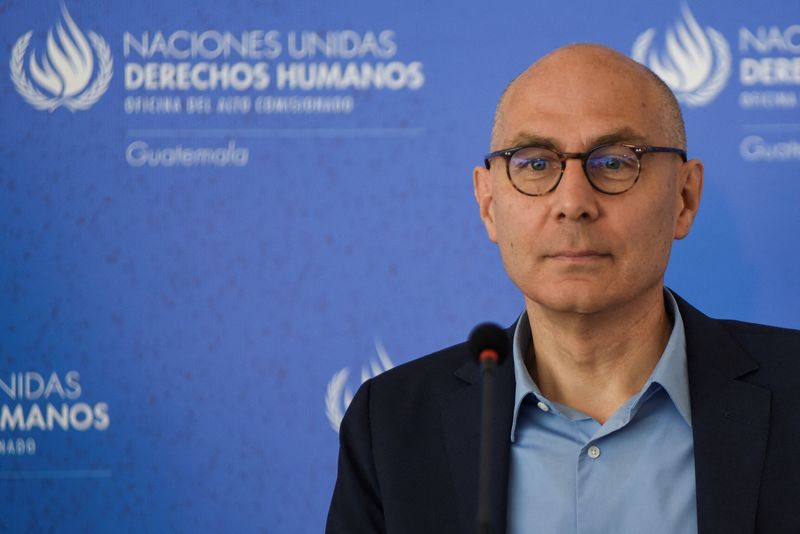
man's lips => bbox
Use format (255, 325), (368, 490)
(545, 250), (611, 260)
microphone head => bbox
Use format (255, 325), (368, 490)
(468, 322), (509, 364)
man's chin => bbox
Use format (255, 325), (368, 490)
(521, 278), (665, 318)
(523, 284), (624, 316)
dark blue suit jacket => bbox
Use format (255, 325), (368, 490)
(326, 294), (800, 533)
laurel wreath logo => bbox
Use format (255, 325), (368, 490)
(325, 340), (395, 433)
(632, 4), (731, 108)
(10, 29), (113, 112)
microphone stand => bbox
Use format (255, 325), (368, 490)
(469, 322), (508, 534)
(478, 350), (497, 534)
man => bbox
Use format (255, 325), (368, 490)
(326, 44), (800, 534)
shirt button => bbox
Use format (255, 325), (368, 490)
(587, 445), (601, 459)
(536, 401), (549, 412)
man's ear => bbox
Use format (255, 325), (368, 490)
(674, 159), (704, 240)
(474, 165), (498, 243)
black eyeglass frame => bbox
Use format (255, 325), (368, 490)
(483, 143), (688, 196)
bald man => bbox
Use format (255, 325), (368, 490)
(326, 44), (800, 534)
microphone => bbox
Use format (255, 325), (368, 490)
(468, 323), (510, 534)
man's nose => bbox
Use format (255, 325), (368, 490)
(552, 159), (600, 222)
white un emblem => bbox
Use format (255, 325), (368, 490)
(325, 339), (395, 433)
(632, 3), (731, 107)
(10, 4), (113, 112)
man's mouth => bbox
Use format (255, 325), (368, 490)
(546, 250), (611, 261)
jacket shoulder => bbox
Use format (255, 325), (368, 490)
(367, 339), (474, 401)
(719, 319), (800, 381)
(719, 319), (800, 341)
(380, 339), (472, 375)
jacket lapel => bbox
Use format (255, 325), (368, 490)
(440, 335), (516, 534)
(677, 296), (771, 534)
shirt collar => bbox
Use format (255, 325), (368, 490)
(510, 289), (691, 442)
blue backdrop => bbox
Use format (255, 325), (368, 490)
(1, 0), (799, 531)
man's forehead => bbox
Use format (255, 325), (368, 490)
(496, 91), (656, 150)
(506, 51), (656, 111)
(494, 47), (662, 148)
(505, 127), (650, 151)
(514, 44), (652, 89)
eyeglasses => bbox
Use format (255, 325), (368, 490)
(484, 143), (687, 196)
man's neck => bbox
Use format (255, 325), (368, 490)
(524, 288), (673, 424)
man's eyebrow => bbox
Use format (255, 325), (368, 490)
(590, 128), (648, 146)
(503, 127), (649, 150)
(504, 133), (558, 149)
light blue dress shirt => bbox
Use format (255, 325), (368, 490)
(507, 291), (697, 534)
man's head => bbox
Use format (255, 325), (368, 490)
(474, 44), (703, 316)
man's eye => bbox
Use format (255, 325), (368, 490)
(529, 159), (550, 171)
(590, 155), (633, 171)
(600, 157), (623, 169)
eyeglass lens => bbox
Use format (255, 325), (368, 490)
(508, 145), (641, 195)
